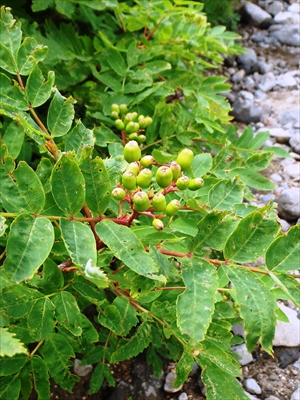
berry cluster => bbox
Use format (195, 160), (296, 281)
(111, 107), (204, 230)
(111, 103), (152, 144)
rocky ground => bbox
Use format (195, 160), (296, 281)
(37, 1), (300, 399)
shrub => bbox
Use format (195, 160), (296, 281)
(0, 3), (299, 400)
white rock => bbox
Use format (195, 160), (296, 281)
(288, 3), (300, 14)
(244, 378), (262, 395)
(265, 396), (280, 400)
(267, 1), (284, 16)
(268, 127), (292, 143)
(290, 133), (300, 154)
(164, 371), (183, 393)
(242, 2), (272, 26)
(258, 72), (276, 92)
(270, 25), (300, 47)
(276, 187), (300, 221)
(244, 391), (260, 400)
(293, 357), (300, 370)
(178, 393), (188, 400)
(276, 72), (298, 88)
(270, 173), (282, 183)
(273, 303), (300, 347)
(284, 163), (300, 179)
(291, 384), (300, 400)
(278, 218), (291, 232)
(279, 106), (300, 127)
(274, 11), (300, 25)
(74, 359), (93, 377)
(231, 344), (254, 366)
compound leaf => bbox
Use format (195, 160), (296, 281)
(266, 224), (300, 272)
(60, 218), (97, 267)
(52, 291), (82, 336)
(208, 178), (243, 211)
(27, 297), (55, 340)
(31, 355), (50, 400)
(47, 89), (75, 137)
(50, 152), (85, 216)
(0, 375), (21, 400)
(96, 220), (165, 282)
(3, 214), (54, 281)
(25, 65), (55, 107)
(176, 258), (218, 343)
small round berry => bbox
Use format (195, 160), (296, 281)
(122, 170), (136, 190)
(133, 191), (150, 212)
(155, 166), (173, 188)
(165, 199), (181, 216)
(152, 218), (164, 231)
(176, 148), (194, 170)
(112, 187), (126, 200)
(188, 178), (204, 191)
(124, 141), (141, 163)
(137, 168), (152, 188)
(152, 193), (166, 212)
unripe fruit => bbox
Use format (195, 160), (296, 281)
(137, 168), (152, 188)
(112, 187), (126, 200)
(110, 111), (119, 120)
(152, 193), (166, 212)
(131, 112), (138, 121)
(128, 132), (139, 140)
(133, 191), (150, 212)
(155, 166), (173, 188)
(138, 115), (145, 122)
(124, 113), (133, 125)
(188, 177), (204, 191)
(138, 119), (147, 129)
(144, 116), (153, 126)
(140, 155), (154, 167)
(111, 103), (120, 113)
(124, 141), (141, 163)
(152, 218), (164, 231)
(122, 170), (136, 190)
(165, 199), (181, 216)
(176, 148), (194, 170)
(176, 175), (190, 190)
(170, 161), (181, 180)
(126, 162), (139, 176)
(119, 104), (127, 115)
(136, 134), (146, 144)
(115, 119), (125, 130)
(125, 121), (139, 134)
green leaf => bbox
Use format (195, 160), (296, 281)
(224, 207), (280, 263)
(0, 7), (22, 73)
(25, 65), (55, 107)
(110, 322), (152, 363)
(270, 272), (300, 308)
(244, 152), (273, 171)
(47, 89), (75, 137)
(0, 376), (21, 400)
(0, 73), (28, 113)
(80, 147), (111, 216)
(31, 355), (50, 400)
(191, 153), (212, 177)
(40, 333), (79, 391)
(169, 217), (198, 237)
(176, 258), (218, 343)
(225, 265), (277, 353)
(72, 281), (105, 305)
(174, 348), (194, 387)
(0, 284), (43, 319)
(4, 214), (55, 281)
(32, 0), (54, 11)
(262, 146), (291, 158)
(98, 304), (124, 335)
(199, 359), (248, 400)
(65, 120), (95, 157)
(190, 212), (239, 252)
(17, 37), (48, 76)
(93, 125), (122, 147)
(91, 66), (122, 92)
(50, 152), (85, 216)
(208, 178), (244, 211)
(247, 130), (270, 149)
(28, 259), (64, 294)
(83, 260), (109, 289)
(266, 224), (300, 272)
(27, 297), (55, 340)
(105, 46), (127, 76)
(96, 220), (165, 282)
(229, 168), (275, 191)
(1, 121), (24, 158)
(52, 291), (82, 336)
(60, 218), (97, 267)
(0, 216), (7, 236)
(0, 159), (45, 213)
(142, 61), (172, 75)
(113, 297), (138, 335)
(89, 363), (115, 395)
(0, 329), (28, 357)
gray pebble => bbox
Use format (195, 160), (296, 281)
(164, 371), (183, 393)
(244, 378), (262, 395)
(276, 187), (300, 220)
(232, 344), (254, 366)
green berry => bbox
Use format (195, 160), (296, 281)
(138, 115), (145, 122)
(128, 132), (139, 140)
(124, 140), (141, 163)
(188, 177), (204, 191)
(152, 193), (166, 212)
(176, 148), (194, 170)
(112, 187), (126, 200)
(170, 161), (181, 180)
(111, 103), (120, 113)
(176, 176), (190, 190)
(131, 112), (138, 121)
(115, 119), (125, 130)
(122, 170), (136, 190)
(126, 162), (139, 176)
(140, 155), (154, 167)
(144, 116), (153, 126)
(138, 119), (147, 129)
(110, 111), (119, 120)
(155, 166), (173, 188)
(133, 191), (150, 212)
(165, 199), (181, 216)
(125, 121), (139, 134)
(124, 113), (134, 125)
(137, 168), (152, 188)
(119, 104), (127, 115)
(136, 134), (146, 144)
(152, 218), (164, 231)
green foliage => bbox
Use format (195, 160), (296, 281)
(0, 3), (299, 400)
